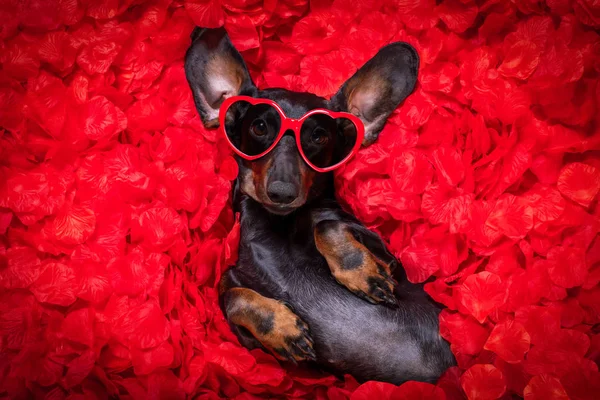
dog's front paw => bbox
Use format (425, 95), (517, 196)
(224, 288), (317, 363)
(315, 220), (399, 307)
(332, 250), (398, 307)
(268, 302), (316, 363)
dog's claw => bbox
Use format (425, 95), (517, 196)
(291, 337), (317, 362)
(355, 290), (377, 305)
(277, 333), (316, 363)
(270, 316), (316, 363)
(363, 272), (398, 307)
(369, 280), (398, 308)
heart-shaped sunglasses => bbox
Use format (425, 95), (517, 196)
(219, 96), (365, 173)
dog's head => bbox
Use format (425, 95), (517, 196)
(184, 27), (419, 216)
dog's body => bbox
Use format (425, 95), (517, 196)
(185, 27), (455, 385)
(224, 191), (455, 384)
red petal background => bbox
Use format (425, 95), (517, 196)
(1, 0), (599, 399)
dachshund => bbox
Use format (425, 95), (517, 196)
(184, 27), (455, 385)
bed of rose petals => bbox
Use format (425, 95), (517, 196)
(0, 0), (599, 399)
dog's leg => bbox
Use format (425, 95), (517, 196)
(314, 220), (399, 306)
(222, 287), (316, 362)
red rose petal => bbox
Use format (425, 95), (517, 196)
(524, 185), (567, 230)
(184, 0), (225, 28)
(45, 205), (96, 247)
(219, 156), (239, 181)
(558, 298), (586, 328)
(460, 364), (507, 400)
(131, 203), (185, 252)
(73, 251), (113, 304)
(498, 39), (542, 80)
(514, 305), (561, 345)
(503, 264), (555, 312)
(239, 350), (286, 387)
(0, 246), (42, 290)
(485, 246), (522, 278)
(63, 350), (96, 388)
(400, 227), (452, 283)
(397, 89), (436, 130)
(552, 329), (591, 357)
(431, 146), (465, 187)
(225, 14), (260, 52)
(146, 369), (185, 400)
(436, 0), (479, 33)
(561, 360), (600, 400)
(79, 96), (126, 141)
(205, 342), (256, 376)
(439, 310), (490, 356)
(30, 261), (77, 306)
(62, 308), (95, 347)
(456, 271), (507, 323)
(494, 358), (531, 397)
(397, 0), (438, 31)
(420, 62), (460, 94)
(523, 374), (569, 400)
(485, 194), (534, 240)
(547, 246), (588, 288)
(290, 11), (345, 55)
(484, 320), (531, 363)
(557, 162), (600, 207)
(385, 189), (422, 222)
(390, 149), (434, 194)
(300, 50), (354, 97)
(436, 367), (464, 400)
(421, 184), (474, 234)
(261, 41), (303, 75)
(530, 153), (563, 184)
(350, 381), (396, 400)
(112, 298), (170, 349)
(132, 341), (175, 375)
(392, 381), (447, 399)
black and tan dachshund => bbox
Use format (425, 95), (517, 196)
(184, 27), (455, 385)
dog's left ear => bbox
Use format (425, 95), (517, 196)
(330, 43), (419, 146)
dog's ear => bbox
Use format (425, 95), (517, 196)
(185, 27), (256, 128)
(330, 43), (419, 146)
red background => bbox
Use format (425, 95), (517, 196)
(1, 0), (600, 399)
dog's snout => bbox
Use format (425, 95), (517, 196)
(266, 181), (298, 204)
(264, 135), (302, 206)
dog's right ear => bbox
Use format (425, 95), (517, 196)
(185, 27), (256, 128)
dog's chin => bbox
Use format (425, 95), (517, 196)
(262, 203), (298, 216)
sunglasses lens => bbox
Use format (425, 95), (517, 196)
(223, 100), (281, 156)
(300, 114), (358, 169)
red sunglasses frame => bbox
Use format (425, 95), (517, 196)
(218, 95), (365, 173)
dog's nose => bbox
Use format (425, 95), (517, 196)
(267, 181), (298, 204)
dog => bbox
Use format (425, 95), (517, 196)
(184, 27), (455, 385)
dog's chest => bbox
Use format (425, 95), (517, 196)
(235, 212), (333, 297)
(238, 231), (324, 282)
